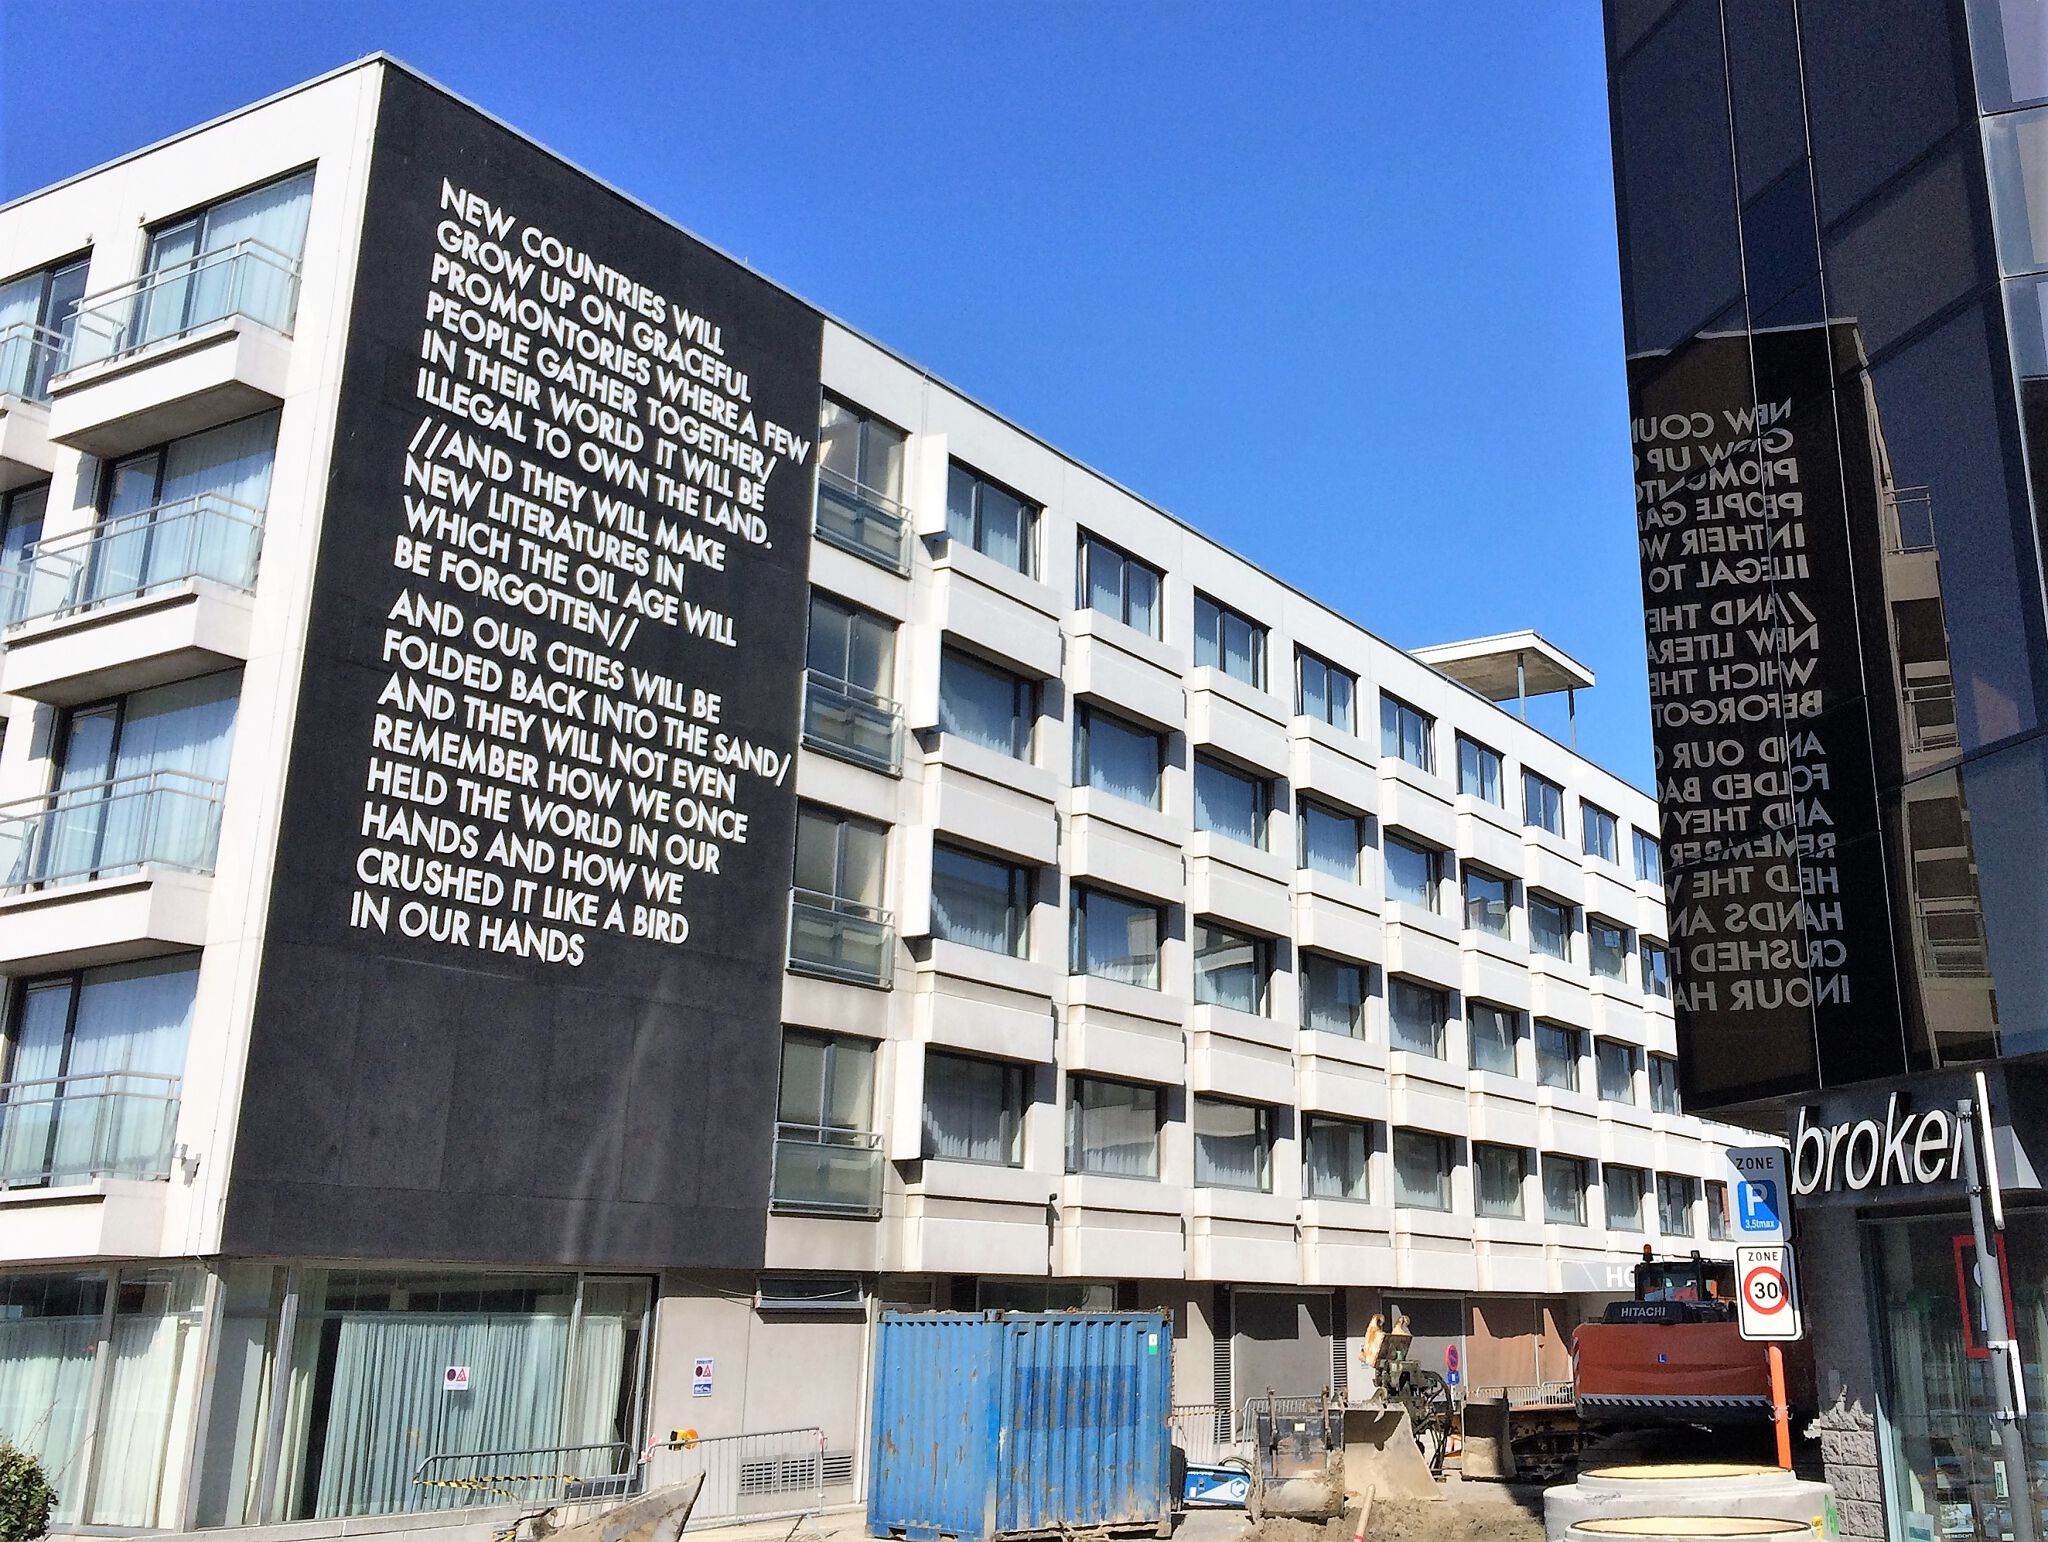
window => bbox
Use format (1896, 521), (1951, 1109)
(1543, 1155), (1589, 1225)
(1384, 834), (1441, 910)
(1596, 1039), (1639, 1103)
(1536, 1022), (1581, 1091)
(1468, 1003), (1520, 1076)
(1706, 1180), (1730, 1241)
(1193, 756), (1269, 848)
(805, 592), (899, 768)
(1297, 650), (1357, 731)
(1589, 918), (1630, 980)
(793, 805), (887, 908)
(1193, 593), (1266, 687)
(1299, 801), (1364, 882)
(1392, 1129), (1452, 1211)
(1304, 1116), (1370, 1200)
(1462, 866), (1511, 936)
(1475, 1144), (1526, 1218)
(1641, 939), (1672, 999)
(1078, 533), (1161, 636)
(816, 397), (909, 568)
(1582, 802), (1620, 863)
(1069, 886), (1162, 988)
(1522, 772), (1563, 835)
(1066, 1076), (1160, 1178)
(1300, 953), (1366, 1037)
(1074, 704), (1163, 808)
(807, 592), (895, 697)
(774, 1030), (879, 1213)
(0, 482), (49, 598)
(0, 253), (87, 399)
(938, 648), (1034, 759)
(1457, 736), (1504, 804)
(1658, 1174), (1698, 1237)
(1605, 1165), (1646, 1232)
(1649, 1054), (1682, 1115)
(922, 1052), (1026, 1166)
(946, 462), (1038, 575)
(1193, 1098), (1272, 1191)
(930, 845), (1030, 957)
(1529, 894), (1573, 961)
(1389, 978), (1447, 1058)
(1194, 920), (1269, 1015)
(1633, 828), (1664, 885)
(790, 804), (891, 982)
(756, 1275), (866, 1312)
(1379, 695), (1434, 771)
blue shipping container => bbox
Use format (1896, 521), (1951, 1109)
(868, 1311), (1172, 1542)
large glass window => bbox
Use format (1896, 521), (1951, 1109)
(817, 396), (906, 504)
(1300, 952), (1366, 1037)
(938, 648), (1034, 760)
(1298, 800), (1363, 881)
(804, 592), (899, 769)
(930, 844), (1030, 956)
(1589, 917), (1630, 980)
(1632, 827), (1663, 885)
(1065, 1076), (1160, 1178)
(793, 805), (886, 908)
(1475, 1144), (1526, 1218)
(0, 483), (48, 586)
(1641, 939), (1672, 998)
(1078, 533), (1161, 637)
(1604, 1165), (1646, 1232)
(1657, 1173), (1698, 1237)
(1193, 1097), (1272, 1191)
(0, 254), (87, 400)
(1384, 834), (1441, 910)
(1296, 650), (1357, 731)
(1596, 1038), (1639, 1103)
(806, 592), (895, 697)
(945, 462), (1037, 576)
(1392, 1129), (1452, 1211)
(1193, 593), (1265, 687)
(1379, 695), (1433, 771)
(1543, 1156), (1588, 1225)
(922, 1051), (1026, 1166)
(1388, 977), (1447, 1058)
(788, 804), (891, 983)
(1523, 772), (1564, 835)
(1529, 894), (1573, 961)
(1073, 705), (1162, 808)
(1705, 1180), (1729, 1240)
(1536, 1022), (1581, 1091)
(1457, 735), (1503, 804)
(1303, 1116), (1370, 1200)
(1462, 866), (1511, 936)
(1193, 755), (1268, 848)
(1194, 920), (1268, 1015)
(774, 1030), (879, 1214)
(1582, 802), (1620, 863)
(1468, 1002), (1520, 1076)
(1069, 886), (1162, 988)
(1650, 1054), (1682, 1115)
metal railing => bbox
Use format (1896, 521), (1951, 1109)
(62, 238), (303, 372)
(1916, 896), (1990, 978)
(0, 323), (66, 404)
(1903, 679), (1959, 754)
(410, 1442), (636, 1510)
(787, 888), (894, 986)
(802, 669), (904, 774)
(4, 493), (265, 627)
(771, 1122), (883, 1217)
(814, 465), (911, 574)
(1884, 485), (1936, 554)
(0, 769), (227, 892)
(1170, 1403), (1236, 1466)
(1469, 1381), (1575, 1407)
(0, 1070), (181, 1188)
(639, 1427), (828, 1529)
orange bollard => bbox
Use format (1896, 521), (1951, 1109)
(1768, 1344), (1792, 1470)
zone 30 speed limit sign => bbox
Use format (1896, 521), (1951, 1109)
(1735, 1244), (1805, 1341)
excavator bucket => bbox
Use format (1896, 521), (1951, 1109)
(542, 1475), (704, 1542)
(1340, 1406), (1438, 1502)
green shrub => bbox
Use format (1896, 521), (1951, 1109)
(0, 1442), (53, 1542)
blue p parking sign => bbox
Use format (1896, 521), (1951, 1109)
(1738, 1177), (1781, 1233)
(1727, 1147), (1791, 1243)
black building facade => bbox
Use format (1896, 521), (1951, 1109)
(1606, 1), (2048, 1534)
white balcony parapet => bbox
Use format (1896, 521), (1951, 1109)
(4, 493), (264, 628)
(0, 323), (67, 404)
(60, 239), (302, 372)
(0, 770), (226, 893)
(0, 1070), (181, 1188)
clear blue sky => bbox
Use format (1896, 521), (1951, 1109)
(0, 2), (1653, 785)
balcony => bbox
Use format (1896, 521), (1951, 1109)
(802, 669), (903, 774)
(48, 241), (301, 459)
(1, 495), (264, 702)
(0, 324), (63, 490)
(0, 771), (226, 894)
(0, 1071), (181, 1189)
(787, 888), (894, 987)
(814, 465), (911, 575)
(770, 1122), (883, 1217)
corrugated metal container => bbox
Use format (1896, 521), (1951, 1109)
(868, 1311), (1172, 1542)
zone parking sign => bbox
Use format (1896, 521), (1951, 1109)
(1727, 1146), (1790, 1243)
(1736, 1244), (1805, 1342)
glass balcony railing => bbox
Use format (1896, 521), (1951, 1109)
(61, 238), (303, 373)
(0, 323), (67, 405)
(4, 493), (265, 628)
(787, 887), (894, 986)
(0, 1071), (181, 1188)
(814, 465), (911, 574)
(770, 1122), (883, 1217)
(0, 770), (227, 893)
(802, 669), (904, 774)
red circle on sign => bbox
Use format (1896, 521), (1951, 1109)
(1743, 1265), (1789, 1314)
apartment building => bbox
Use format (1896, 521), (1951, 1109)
(0, 58), (1743, 1533)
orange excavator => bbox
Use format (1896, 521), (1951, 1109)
(1574, 1250), (1817, 1427)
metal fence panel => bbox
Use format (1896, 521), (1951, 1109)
(640, 1427), (827, 1530)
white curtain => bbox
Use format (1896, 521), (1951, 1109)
(930, 849), (1018, 954)
(91, 413), (276, 607)
(96, 672), (239, 874)
(1082, 713), (1159, 807)
(561, 1314), (629, 1452)
(0, 276), (39, 397)
(1193, 1102), (1265, 1190)
(1194, 762), (1260, 847)
(922, 1055), (1015, 1163)
(1071, 1082), (1157, 1178)
(60, 957), (196, 1180)
(89, 1310), (193, 1525)
(137, 171), (313, 349)
(0, 1315), (99, 1521)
